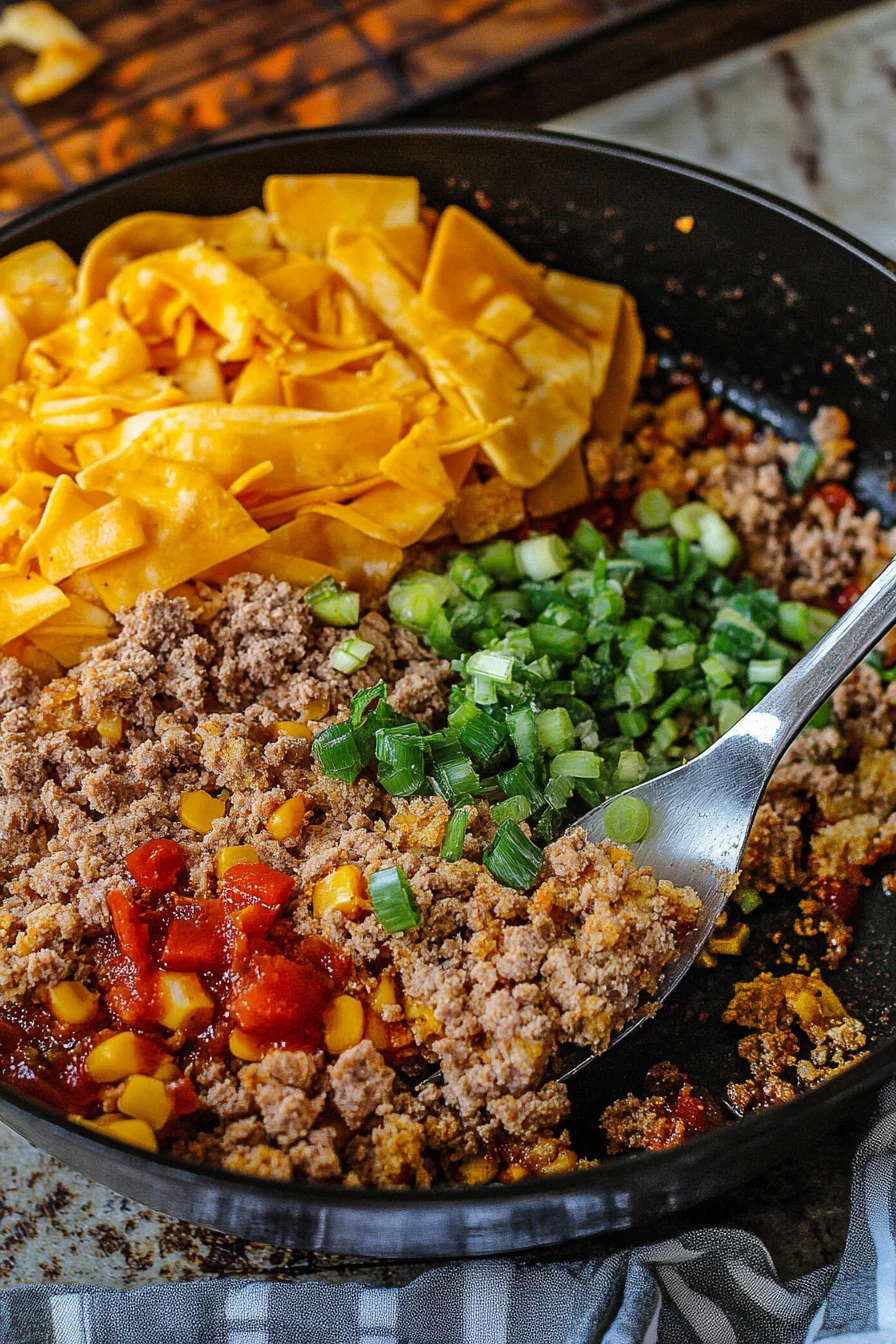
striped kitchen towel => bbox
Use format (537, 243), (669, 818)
(5, 1076), (896, 1344)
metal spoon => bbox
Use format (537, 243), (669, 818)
(557, 553), (896, 1083)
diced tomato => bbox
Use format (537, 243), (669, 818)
(169, 1075), (199, 1116)
(108, 890), (152, 966)
(220, 863), (294, 917)
(817, 482), (854, 515)
(836, 582), (863, 613)
(299, 935), (352, 989)
(125, 838), (186, 893)
(672, 1092), (710, 1135)
(823, 882), (860, 920)
(160, 899), (229, 973)
(230, 954), (330, 1049)
(703, 406), (731, 447)
(228, 902), (279, 938)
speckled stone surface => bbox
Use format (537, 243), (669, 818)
(4, 2), (895, 1290)
(551, 0), (896, 258)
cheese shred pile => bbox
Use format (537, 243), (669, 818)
(0, 173), (644, 672)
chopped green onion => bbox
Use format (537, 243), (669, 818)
(544, 775), (574, 809)
(328, 637), (375, 674)
(570, 518), (611, 562)
(369, 866), (421, 933)
(718, 700), (746, 734)
(471, 674), (498, 705)
(448, 700), (509, 765)
(633, 489), (673, 529)
(466, 650), (514, 683)
(498, 761), (544, 808)
(786, 443), (822, 493)
(670, 501), (712, 541)
(440, 808), (469, 861)
(616, 708), (649, 738)
(663, 642), (696, 671)
(506, 707), (540, 762)
(515, 533), (572, 581)
(614, 750), (648, 785)
(305, 578), (360, 627)
(312, 720), (363, 783)
(483, 819), (544, 889)
(477, 539), (521, 582)
(779, 601), (837, 647)
(696, 510), (740, 568)
(492, 794), (531, 824)
(747, 657), (784, 685)
(734, 886), (763, 914)
(621, 532), (677, 580)
(529, 622), (586, 660)
(712, 606), (767, 658)
(651, 717), (680, 755)
(604, 795), (650, 843)
(387, 573), (454, 633)
(535, 706), (575, 755)
(549, 750), (602, 778)
(701, 654), (737, 688)
(374, 725), (426, 797)
(450, 552), (495, 600)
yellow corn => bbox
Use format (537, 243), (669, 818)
(47, 980), (98, 1025)
(370, 973), (397, 1013)
(100, 1117), (159, 1152)
(500, 1163), (530, 1183)
(97, 715), (123, 745)
(312, 864), (366, 919)
(266, 796), (307, 840)
(303, 697), (330, 721)
(85, 1032), (154, 1083)
(178, 789), (226, 835)
(153, 1060), (180, 1082)
(154, 971), (214, 1034)
(274, 720), (313, 740)
(323, 995), (365, 1054)
(708, 923), (750, 956)
(457, 1154), (499, 1185)
(405, 998), (441, 1040)
(229, 1028), (265, 1062)
(215, 845), (259, 880)
(118, 1074), (174, 1131)
(365, 1010), (390, 1051)
(539, 1150), (577, 1176)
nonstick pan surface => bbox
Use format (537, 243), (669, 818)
(1, 126), (896, 1259)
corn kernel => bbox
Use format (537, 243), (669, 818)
(153, 1060), (180, 1082)
(370, 973), (397, 1014)
(303, 697), (330, 721)
(405, 998), (441, 1041)
(274, 720), (312, 740)
(500, 1163), (530, 1183)
(178, 789), (226, 835)
(365, 1011), (390, 1051)
(229, 1028), (265, 1062)
(155, 971), (214, 1034)
(540, 1150), (577, 1176)
(266, 796), (307, 841)
(708, 922), (750, 956)
(215, 845), (260, 880)
(47, 980), (98, 1025)
(323, 995), (365, 1054)
(457, 1154), (499, 1185)
(85, 1031), (154, 1083)
(118, 1074), (174, 1131)
(97, 715), (123, 745)
(312, 864), (366, 919)
(101, 1118), (159, 1152)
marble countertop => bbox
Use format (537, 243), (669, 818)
(4, 0), (896, 1290)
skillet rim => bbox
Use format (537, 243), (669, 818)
(1, 121), (895, 1228)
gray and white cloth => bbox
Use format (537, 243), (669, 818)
(5, 1078), (896, 1344)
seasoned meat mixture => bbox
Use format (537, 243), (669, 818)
(0, 576), (699, 1186)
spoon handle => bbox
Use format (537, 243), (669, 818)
(716, 553), (896, 792)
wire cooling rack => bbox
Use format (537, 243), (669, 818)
(0, 0), (676, 219)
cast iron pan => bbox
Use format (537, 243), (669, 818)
(1, 126), (896, 1259)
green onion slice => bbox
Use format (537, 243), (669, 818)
(305, 579), (360, 628)
(369, 866), (421, 933)
(633, 489), (673, 530)
(515, 533), (572, 581)
(312, 720), (363, 784)
(786, 443), (821, 493)
(604, 795), (650, 844)
(328, 637), (375, 674)
(549, 750), (602, 779)
(440, 807), (469, 861)
(483, 819), (544, 889)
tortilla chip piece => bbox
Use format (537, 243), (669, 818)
(450, 475), (525, 545)
(33, 374), (185, 435)
(171, 353), (225, 402)
(420, 206), (544, 327)
(18, 473), (90, 564)
(109, 244), (295, 359)
(327, 230), (450, 355)
(542, 270), (625, 397)
(526, 446), (589, 518)
(28, 590), (114, 666)
(317, 481), (445, 548)
(257, 512), (401, 600)
(592, 294), (645, 439)
(77, 208), (272, 309)
(275, 340), (391, 379)
(509, 318), (591, 420)
(282, 349), (431, 418)
(44, 497), (145, 584)
(127, 402), (402, 496)
(204, 544), (340, 590)
(75, 443), (267, 611)
(474, 292), (534, 345)
(0, 567), (68, 643)
(379, 420), (455, 503)
(0, 297), (27, 387)
(265, 175), (419, 254)
(25, 298), (149, 386)
(230, 355), (283, 407)
(259, 257), (334, 315)
(0, 240), (76, 338)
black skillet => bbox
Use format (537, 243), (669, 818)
(1, 126), (895, 1259)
